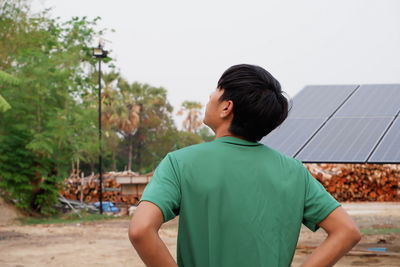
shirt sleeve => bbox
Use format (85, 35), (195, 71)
(302, 165), (341, 232)
(139, 153), (181, 222)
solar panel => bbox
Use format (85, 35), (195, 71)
(296, 117), (393, 163)
(334, 84), (400, 118)
(288, 85), (358, 118)
(260, 118), (325, 157)
(368, 116), (400, 163)
(261, 83), (400, 163)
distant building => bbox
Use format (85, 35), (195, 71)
(116, 172), (152, 199)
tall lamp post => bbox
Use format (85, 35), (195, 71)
(93, 42), (108, 214)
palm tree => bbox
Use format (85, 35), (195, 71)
(93, 71), (124, 171)
(116, 78), (141, 171)
(177, 101), (203, 133)
(96, 73), (142, 171)
(100, 71), (121, 129)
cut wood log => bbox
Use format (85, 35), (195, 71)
(305, 164), (400, 202)
(60, 171), (151, 205)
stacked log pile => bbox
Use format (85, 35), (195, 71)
(305, 164), (400, 202)
(60, 171), (150, 205)
(61, 164), (400, 203)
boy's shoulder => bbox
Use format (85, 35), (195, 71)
(169, 141), (215, 158)
(169, 141), (303, 168)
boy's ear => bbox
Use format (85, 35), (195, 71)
(220, 100), (233, 118)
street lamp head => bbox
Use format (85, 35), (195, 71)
(93, 45), (108, 58)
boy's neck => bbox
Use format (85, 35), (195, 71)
(214, 127), (244, 140)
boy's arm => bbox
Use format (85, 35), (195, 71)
(128, 201), (178, 267)
(300, 206), (362, 267)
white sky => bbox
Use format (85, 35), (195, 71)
(32, 0), (400, 128)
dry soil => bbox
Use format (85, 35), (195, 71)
(0, 202), (399, 267)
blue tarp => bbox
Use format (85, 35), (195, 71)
(93, 201), (120, 213)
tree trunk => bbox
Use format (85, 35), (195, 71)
(77, 159), (80, 177)
(127, 134), (133, 171)
(112, 151), (117, 171)
(89, 163), (94, 174)
(137, 137), (142, 171)
(71, 161), (75, 177)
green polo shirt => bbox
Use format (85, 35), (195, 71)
(140, 136), (340, 267)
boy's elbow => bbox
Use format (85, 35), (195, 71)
(128, 220), (157, 245)
(128, 226), (141, 244)
(128, 221), (147, 245)
(326, 223), (362, 245)
(338, 225), (362, 246)
(350, 227), (362, 244)
(320, 206), (361, 246)
(127, 201), (164, 245)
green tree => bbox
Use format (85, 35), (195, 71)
(96, 71), (124, 171)
(0, 70), (18, 112)
(113, 77), (140, 171)
(0, 1), (108, 214)
(0, 1), (205, 215)
(121, 82), (176, 172)
(197, 126), (215, 142)
(0, 94), (10, 112)
(177, 101), (203, 133)
(97, 78), (204, 174)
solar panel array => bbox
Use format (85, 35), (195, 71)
(261, 118), (326, 157)
(296, 117), (392, 162)
(286, 85), (358, 118)
(368, 116), (400, 163)
(260, 85), (358, 157)
(260, 84), (400, 163)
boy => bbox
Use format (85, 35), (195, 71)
(129, 64), (361, 267)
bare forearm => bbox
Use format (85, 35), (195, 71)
(130, 230), (177, 267)
(300, 232), (360, 267)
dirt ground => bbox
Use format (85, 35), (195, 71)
(0, 197), (22, 226)
(0, 202), (399, 267)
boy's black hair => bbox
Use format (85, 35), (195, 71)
(217, 64), (290, 142)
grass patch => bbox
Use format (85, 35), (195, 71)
(361, 228), (400, 235)
(20, 211), (120, 225)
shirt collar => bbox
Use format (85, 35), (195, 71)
(213, 136), (262, 146)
